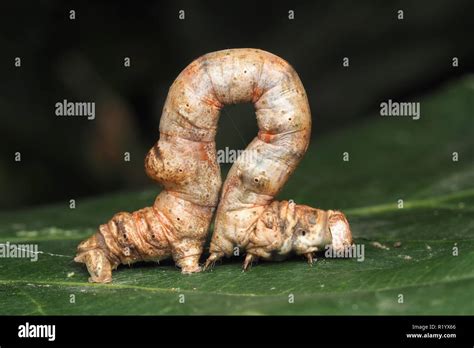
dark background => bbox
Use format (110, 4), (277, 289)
(1, 0), (473, 210)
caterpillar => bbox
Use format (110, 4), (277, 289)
(75, 48), (353, 282)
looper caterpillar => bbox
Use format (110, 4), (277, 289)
(75, 48), (353, 282)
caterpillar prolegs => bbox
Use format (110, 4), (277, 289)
(75, 193), (212, 283)
(75, 48), (353, 283)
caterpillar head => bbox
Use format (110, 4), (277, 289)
(327, 210), (353, 252)
(291, 204), (332, 255)
(290, 205), (353, 256)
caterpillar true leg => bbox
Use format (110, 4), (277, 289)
(305, 252), (315, 266)
(242, 253), (257, 271)
(203, 251), (223, 271)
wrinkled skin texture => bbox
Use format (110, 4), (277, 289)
(206, 200), (353, 270)
(75, 48), (353, 282)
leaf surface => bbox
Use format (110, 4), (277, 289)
(1, 77), (473, 315)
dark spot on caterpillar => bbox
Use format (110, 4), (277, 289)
(301, 230), (306, 236)
(179, 169), (183, 173)
(152, 146), (161, 160)
(177, 217), (180, 221)
(254, 178), (259, 183)
(264, 215), (273, 229)
(288, 118), (292, 121)
(244, 70), (247, 74)
(96, 231), (107, 249)
(96, 231), (119, 264)
(151, 234), (155, 239)
(114, 220), (128, 239)
(123, 234), (127, 239)
(279, 219), (287, 232)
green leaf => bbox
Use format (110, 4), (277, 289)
(1, 77), (473, 315)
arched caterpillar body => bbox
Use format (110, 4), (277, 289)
(75, 48), (353, 282)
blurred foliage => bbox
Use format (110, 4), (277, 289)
(0, 76), (472, 314)
(0, 0), (473, 209)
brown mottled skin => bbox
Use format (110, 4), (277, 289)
(205, 200), (353, 270)
(75, 48), (353, 282)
